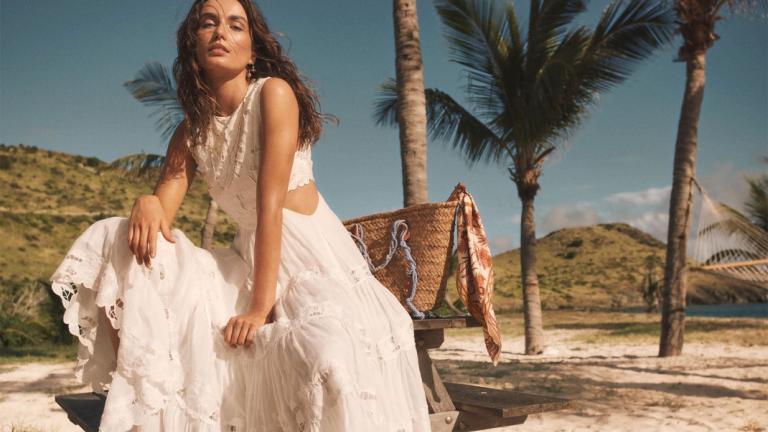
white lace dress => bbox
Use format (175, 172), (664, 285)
(50, 76), (432, 431)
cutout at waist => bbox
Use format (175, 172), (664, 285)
(282, 180), (319, 217)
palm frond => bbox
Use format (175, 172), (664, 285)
(745, 172), (768, 231)
(434, 0), (510, 121)
(527, 0), (676, 150)
(372, 77), (507, 166)
(526, 0), (588, 78)
(372, 78), (400, 127)
(427, 87), (509, 166)
(123, 62), (184, 142)
(587, 0), (676, 86)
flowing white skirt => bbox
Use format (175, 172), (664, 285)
(50, 192), (431, 431)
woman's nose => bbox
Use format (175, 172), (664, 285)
(212, 24), (227, 40)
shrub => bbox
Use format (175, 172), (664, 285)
(566, 238), (583, 248)
(0, 154), (12, 170)
(0, 278), (70, 348)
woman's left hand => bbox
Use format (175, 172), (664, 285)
(223, 311), (270, 348)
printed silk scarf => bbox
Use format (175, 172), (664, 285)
(448, 183), (502, 366)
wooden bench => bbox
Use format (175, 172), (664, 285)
(56, 316), (572, 431)
(414, 316), (572, 431)
(55, 392), (104, 432)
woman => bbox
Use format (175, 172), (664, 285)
(50, 0), (432, 430)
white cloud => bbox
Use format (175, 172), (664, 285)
(540, 202), (602, 234)
(619, 211), (669, 241)
(605, 186), (671, 207)
(598, 185), (672, 240)
(528, 174), (754, 245)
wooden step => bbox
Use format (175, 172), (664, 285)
(444, 382), (572, 430)
(55, 392), (104, 432)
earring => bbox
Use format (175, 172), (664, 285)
(246, 63), (256, 80)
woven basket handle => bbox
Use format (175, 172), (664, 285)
(349, 220), (425, 319)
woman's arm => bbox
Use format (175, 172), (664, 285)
(153, 121), (197, 225)
(224, 77), (299, 347)
(128, 121), (197, 266)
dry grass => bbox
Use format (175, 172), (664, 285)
(446, 311), (768, 347)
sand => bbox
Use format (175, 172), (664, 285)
(432, 329), (768, 432)
(1, 329), (766, 431)
(0, 361), (87, 432)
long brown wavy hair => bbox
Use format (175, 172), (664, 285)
(173, 0), (336, 151)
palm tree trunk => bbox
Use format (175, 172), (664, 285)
(393, 0), (428, 207)
(201, 197), (219, 250)
(520, 196), (544, 355)
(659, 51), (706, 357)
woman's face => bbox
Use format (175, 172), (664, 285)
(195, 0), (254, 81)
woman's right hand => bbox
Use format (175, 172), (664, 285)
(128, 195), (175, 267)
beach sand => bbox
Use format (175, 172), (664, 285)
(0, 361), (86, 432)
(433, 329), (768, 432)
(1, 327), (766, 431)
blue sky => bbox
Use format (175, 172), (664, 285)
(1, 0), (766, 254)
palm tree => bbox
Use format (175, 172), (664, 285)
(393, 0), (430, 206)
(123, 62), (219, 250)
(745, 157), (768, 231)
(374, 0), (676, 354)
(659, 0), (767, 357)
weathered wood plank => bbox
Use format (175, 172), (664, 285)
(55, 392), (105, 432)
(415, 328), (445, 349)
(412, 315), (480, 331)
(429, 410), (460, 432)
(417, 346), (456, 413)
(445, 382), (572, 418)
(455, 411), (527, 431)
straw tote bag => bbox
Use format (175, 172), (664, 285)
(341, 190), (461, 319)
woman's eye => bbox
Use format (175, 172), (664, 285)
(231, 25), (243, 31)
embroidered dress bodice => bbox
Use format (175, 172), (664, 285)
(188, 77), (314, 230)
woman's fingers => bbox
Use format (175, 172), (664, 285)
(231, 320), (243, 347)
(148, 229), (157, 260)
(222, 318), (260, 347)
(148, 225), (158, 262)
(236, 323), (251, 346)
(225, 318), (244, 346)
(137, 225), (149, 267)
(131, 225), (142, 264)
(224, 319), (235, 344)
(244, 326), (256, 348)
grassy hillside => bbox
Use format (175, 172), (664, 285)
(447, 223), (767, 312)
(0, 144), (238, 282)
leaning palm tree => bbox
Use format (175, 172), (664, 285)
(123, 62), (219, 250)
(374, 0), (676, 354)
(659, 0), (767, 357)
(393, 0), (430, 206)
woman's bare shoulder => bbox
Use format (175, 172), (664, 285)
(260, 77), (298, 112)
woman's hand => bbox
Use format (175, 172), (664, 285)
(223, 310), (271, 348)
(128, 194), (175, 267)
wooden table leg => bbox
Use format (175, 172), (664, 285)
(415, 328), (461, 431)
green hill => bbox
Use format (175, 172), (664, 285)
(459, 223), (768, 312)
(0, 143), (238, 282)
